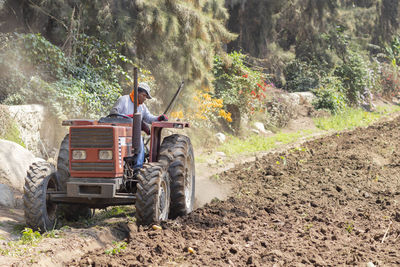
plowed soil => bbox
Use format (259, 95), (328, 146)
(70, 116), (400, 266)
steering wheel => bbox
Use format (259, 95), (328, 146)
(106, 113), (131, 119)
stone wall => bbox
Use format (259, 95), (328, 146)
(4, 104), (67, 158)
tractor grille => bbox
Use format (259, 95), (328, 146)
(70, 128), (113, 148)
(71, 162), (114, 172)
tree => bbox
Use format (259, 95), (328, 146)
(373, 0), (400, 45)
(0, 0), (236, 97)
(225, 0), (337, 57)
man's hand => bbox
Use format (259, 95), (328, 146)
(157, 114), (168, 121)
(141, 121), (151, 135)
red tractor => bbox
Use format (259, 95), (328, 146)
(23, 70), (195, 231)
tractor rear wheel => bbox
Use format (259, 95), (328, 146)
(24, 161), (59, 232)
(135, 162), (170, 225)
(57, 134), (92, 220)
(159, 134), (195, 218)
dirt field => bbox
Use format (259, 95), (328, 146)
(65, 116), (400, 266)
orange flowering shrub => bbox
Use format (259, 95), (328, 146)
(192, 91), (232, 122)
(169, 90), (232, 127)
(170, 110), (184, 119)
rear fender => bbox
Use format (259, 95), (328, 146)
(149, 122), (189, 162)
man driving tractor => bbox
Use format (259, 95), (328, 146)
(110, 82), (168, 168)
(23, 67), (195, 230)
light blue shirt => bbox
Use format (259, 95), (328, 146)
(110, 95), (158, 124)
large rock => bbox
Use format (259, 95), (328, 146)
(0, 184), (15, 207)
(215, 133), (226, 143)
(254, 122), (272, 135)
(0, 139), (37, 191)
(282, 92), (315, 106)
(295, 92), (315, 104)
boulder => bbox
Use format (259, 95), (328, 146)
(0, 139), (37, 191)
(0, 184), (15, 207)
(215, 132), (226, 143)
(215, 151), (226, 158)
(254, 122), (266, 132)
(207, 159), (217, 166)
(282, 92), (315, 106)
(295, 92), (315, 104)
(283, 93), (301, 105)
(253, 122), (272, 135)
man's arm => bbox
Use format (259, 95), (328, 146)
(140, 104), (158, 124)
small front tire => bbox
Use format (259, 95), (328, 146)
(24, 161), (59, 232)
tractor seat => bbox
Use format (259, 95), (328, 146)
(98, 115), (133, 124)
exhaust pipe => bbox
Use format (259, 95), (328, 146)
(132, 67), (142, 155)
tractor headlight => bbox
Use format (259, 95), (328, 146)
(72, 150), (86, 160)
(99, 150), (113, 160)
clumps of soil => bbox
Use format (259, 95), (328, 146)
(71, 116), (400, 266)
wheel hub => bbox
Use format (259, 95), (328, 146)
(158, 180), (168, 220)
(184, 155), (193, 209)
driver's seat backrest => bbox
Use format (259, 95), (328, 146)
(98, 116), (133, 124)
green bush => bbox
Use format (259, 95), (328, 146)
(0, 33), (132, 119)
(283, 59), (320, 92)
(385, 35), (400, 67)
(212, 51), (271, 132)
(334, 50), (371, 105)
(18, 33), (68, 79)
(312, 76), (347, 114)
(213, 51), (268, 112)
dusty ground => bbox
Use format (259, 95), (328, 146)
(0, 152), (231, 266)
(1, 111), (400, 266)
(0, 208), (134, 266)
(62, 115), (400, 266)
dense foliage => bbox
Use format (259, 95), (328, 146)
(1, 0), (400, 127)
(226, 0), (400, 109)
(334, 50), (372, 106)
(0, 0), (235, 94)
(312, 76), (347, 114)
(213, 52), (267, 113)
(0, 33), (128, 118)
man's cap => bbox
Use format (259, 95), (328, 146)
(138, 82), (152, 99)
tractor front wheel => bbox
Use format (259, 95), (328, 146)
(24, 161), (59, 232)
(135, 162), (170, 225)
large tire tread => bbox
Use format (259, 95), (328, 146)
(24, 161), (58, 232)
(135, 162), (170, 225)
(57, 134), (70, 191)
(159, 134), (195, 219)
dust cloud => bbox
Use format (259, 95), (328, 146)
(194, 162), (232, 208)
